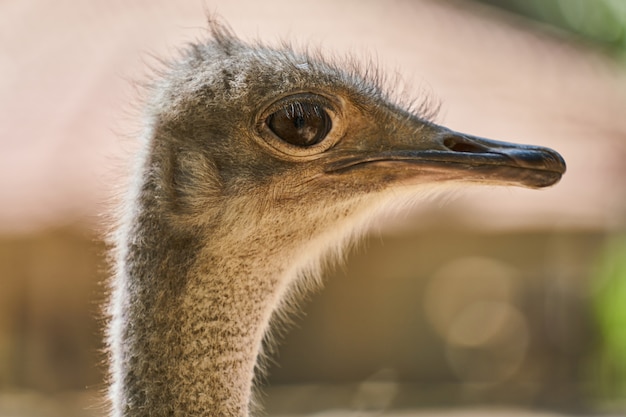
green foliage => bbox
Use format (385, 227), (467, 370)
(476, 0), (626, 52)
(591, 237), (626, 405)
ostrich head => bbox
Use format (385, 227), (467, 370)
(108, 22), (566, 417)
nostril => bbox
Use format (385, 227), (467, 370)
(443, 136), (489, 154)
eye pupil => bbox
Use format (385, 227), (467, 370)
(267, 101), (332, 147)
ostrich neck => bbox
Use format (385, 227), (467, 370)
(111, 203), (291, 417)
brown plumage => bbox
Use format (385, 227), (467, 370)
(107, 22), (565, 417)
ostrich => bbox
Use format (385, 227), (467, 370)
(108, 23), (565, 417)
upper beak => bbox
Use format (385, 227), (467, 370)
(325, 128), (566, 189)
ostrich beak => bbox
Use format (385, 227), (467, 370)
(325, 128), (566, 189)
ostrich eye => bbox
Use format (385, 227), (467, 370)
(266, 101), (332, 147)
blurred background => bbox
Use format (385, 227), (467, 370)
(1, 0), (626, 416)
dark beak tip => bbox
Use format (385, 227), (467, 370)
(504, 146), (566, 188)
(552, 150), (567, 174)
(534, 146), (567, 173)
(536, 171), (565, 188)
(531, 150), (565, 172)
(481, 140), (565, 175)
(444, 133), (566, 175)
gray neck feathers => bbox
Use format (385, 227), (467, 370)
(107, 148), (367, 417)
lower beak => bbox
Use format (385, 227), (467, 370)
(325, 131), (566, 189)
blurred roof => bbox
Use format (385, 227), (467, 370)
(1, 0), (625, 233)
